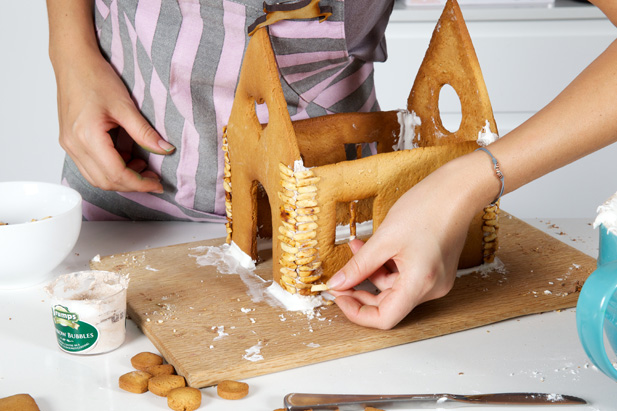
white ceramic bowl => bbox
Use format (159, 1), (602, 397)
(0, 182), (82, 289)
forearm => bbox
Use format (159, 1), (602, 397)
(428, 36), (617, 224)
(47, 0), (100, 77)
(490, 38), (617, 196)
(488, 0), (617, 196)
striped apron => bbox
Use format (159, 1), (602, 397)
(62, 0), (385, 221)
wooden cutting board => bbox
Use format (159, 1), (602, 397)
(92, 213), (596, 388)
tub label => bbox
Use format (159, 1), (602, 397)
(52, 305), (99, 353)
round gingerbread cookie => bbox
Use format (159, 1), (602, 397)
(216, 380), (249, 400)
(148, 374), (186, 397)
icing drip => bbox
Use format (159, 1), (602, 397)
(476, 120), (499, 146)
(394, 109), (422, 151)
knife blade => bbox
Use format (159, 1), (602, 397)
(283, 392), (587, 410)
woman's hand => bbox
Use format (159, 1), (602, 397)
(47, 0), (174, 193)
(327, 152), (497, 329)
(55, 52), (174, 193)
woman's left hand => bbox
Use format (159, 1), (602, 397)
(327, 153), (495, 329)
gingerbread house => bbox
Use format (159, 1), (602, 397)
(222, 0), (499, 295)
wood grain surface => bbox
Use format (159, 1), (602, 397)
(92, 213), (596, 388)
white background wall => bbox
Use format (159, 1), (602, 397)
(0, 3), (65, 184)
(1, 2), (616, 220)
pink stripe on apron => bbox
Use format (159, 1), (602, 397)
(357, 83), (378, 113)
(170, 1), (203, 209)
(95, 0), (110, 20)
(268, 19), (345, 40)
(295, 64), (348, 105)
(312, 60), (374, 108)
(134, 0), (162, 59)
(124, 14), (145, 110)
(109, 1), (124, 74)
(174, 121), (201, 209)
(284, 61), (347, 86)
(276, 50), (347, 69)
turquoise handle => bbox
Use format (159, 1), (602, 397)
(576, 257), (617, 381)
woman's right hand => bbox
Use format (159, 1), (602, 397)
(55, 51), (174, 193)
(47, 0), (174, 194)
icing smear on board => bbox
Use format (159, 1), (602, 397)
(456, 257), (506, 278)
(594, 192), (617, 235)
(243, 341), (264, 362)
(189, 242), (327, 312)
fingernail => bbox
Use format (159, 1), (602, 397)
(158, 139), (175, 152)
(327, 271), (345, 290)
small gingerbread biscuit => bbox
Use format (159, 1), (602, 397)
(131, 352), (164, 371)
(119, 371), (152, 394)
(145, 363), (176, 376)
(148, 374), (186, 397)
(167, 387), (202, 411)
(217, 380), (249, 400)
(0, 394), (40, 411)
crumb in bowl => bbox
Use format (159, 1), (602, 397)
(0, 216), (52, 226)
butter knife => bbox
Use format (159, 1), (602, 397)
(283, 392), (587, 410)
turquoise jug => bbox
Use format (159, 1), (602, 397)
(576, 223), (617, 381)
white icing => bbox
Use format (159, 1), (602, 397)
(212, 325), (229, 341)
(243, 341), (264, 362)
(547, 393), (564, 402)
(594, 192), (617, 235)
(456, 257), (505, 278)
(189, 242), (255, 274)
(476, 120), (499, 147)
(189, 243), (267, 305)
(189, 244), (327, 312)
(335, 220), (374, 243)
(228, 241), (256, 270)
(394, 109), (421, 151)
(266, 282), (325, 312)
(293, 159), (310, 172)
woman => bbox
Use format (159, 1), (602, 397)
(47, 0), (617, 329)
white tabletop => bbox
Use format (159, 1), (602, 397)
(1, 218), (615, 410)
